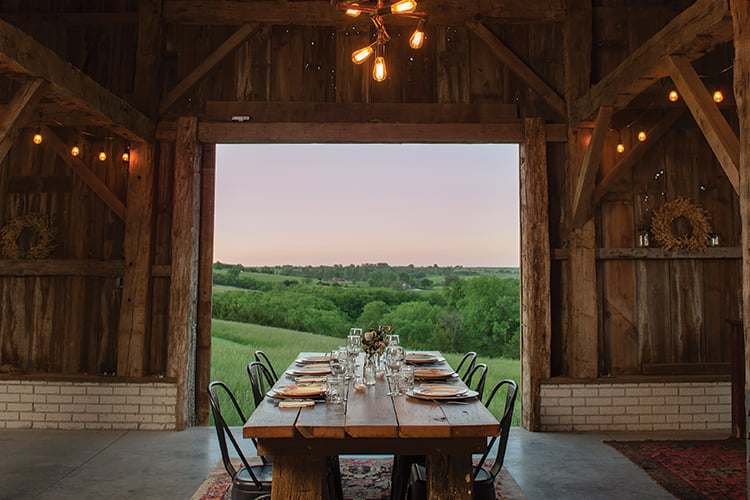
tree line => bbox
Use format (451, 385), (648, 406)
(212, 266), (520, 359)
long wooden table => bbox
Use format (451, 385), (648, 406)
(242, 352), (501, 500)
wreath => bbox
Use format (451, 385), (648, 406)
(650, 197), (711, 251)
(0, 212), (57, 259)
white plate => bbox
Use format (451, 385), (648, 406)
(405, 388), (479, 402)
(272, 384), (327, 398)
(413, 384), (468, 398)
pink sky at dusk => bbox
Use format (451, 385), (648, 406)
(214, 143), (520, 267)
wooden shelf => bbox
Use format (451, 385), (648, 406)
(552, 247), (740, 261)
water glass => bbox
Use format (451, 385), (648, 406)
(386, 334), (400, 346)
(326, 375), (344, 405)
(398, 365), (414, 393)
(330, 350), (345, 377)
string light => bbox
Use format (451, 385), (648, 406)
(98, 149), (107, 161)
(616, 130), (625, 153)
(638, 130), (647, 142)
(32, 129), (43, 145)
(121, 146), (130, 163)
(668, 90), (679, 102)
(71, 144), (80, 156)
(713, 90), (724, 103)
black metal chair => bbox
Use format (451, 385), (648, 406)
(207, 381), (272, 499)
(406, 379), (518, 500)
(465, 362), (488, 402)
(254, 350), (279, 382)
(455, 351), (477, 380)
(247, 361), (276, 408)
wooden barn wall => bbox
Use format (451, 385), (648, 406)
(596, 115), (740, 376)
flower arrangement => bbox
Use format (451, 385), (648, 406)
(362, 325), (393, 356)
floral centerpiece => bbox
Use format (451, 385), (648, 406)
(362, 325), (393, 385)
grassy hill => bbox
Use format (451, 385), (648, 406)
(211, 319), (521, 426)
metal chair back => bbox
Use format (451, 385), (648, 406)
(254, 350), (278, 382)
(247, 361), (276, 408)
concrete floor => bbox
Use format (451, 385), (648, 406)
(0, 426), (730, 499)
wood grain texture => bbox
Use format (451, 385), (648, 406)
(0, 78), (46, 165)
(571, 106), (613, 227)
(133, 0), (164, 118)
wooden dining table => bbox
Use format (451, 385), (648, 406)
(242, 351), (501, 500)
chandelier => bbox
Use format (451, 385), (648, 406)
(333, 0), (427, 82)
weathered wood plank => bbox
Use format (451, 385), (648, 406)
(162, 0), (567, 26)
(159, 23), (259, 115)
(0, 18), (154, 142)
(0, 260), (126, 276)
(117, 142), (156, 378)
(167, 117), (201, 429)
(466, 20), (565, 117)
(571, 0), (732, 125)
(571, 106), (613, 227)
(133, 0), (164, 118)
(0, 78), (46, 165)
(41, 127), (126, 220)
(520, 117), (550, 430)
(665, 55), (740, 194)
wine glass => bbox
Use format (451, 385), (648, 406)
(347, 333), (361, 374)
(385, 345), (404, 396)
(386, 334), (400, 346)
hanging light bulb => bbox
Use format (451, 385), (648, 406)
(373, 56), (387, 81)
(99, 149), (107, 161)
(121, 146), (130, 163)
(32, 129), (43, 145)
(616, 142), (625, 153)
(71, 144), (81, 157)
(345, 7), (361, 16)
(713, 90), (724, 103)
(389, 0), (417, 14)
(409, 19), (425, 49)
(668, 90), (679, 102)
(638, 130), (647, 142)
(352, 45), (375, 64)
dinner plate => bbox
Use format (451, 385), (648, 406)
(413, 384), (468, 398)
(297, 354), (330, 364)
(405, 353), (440, 364)
(273, 384), (327, 398)
(405, 388), (479, 402)
(413, 367), (455, 380)
(287, 364), (332, 375)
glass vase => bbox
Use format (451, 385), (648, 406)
(364, 353), (377, 386)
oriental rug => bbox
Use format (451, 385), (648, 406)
(605, 439), (745, 499)
(191, 456), (526, 499)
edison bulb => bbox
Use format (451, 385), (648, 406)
(668, 90), (679, 102)
(372, 56), (387, 82)
(616, 142), (625, 154)
(99, 151), (107, 161)
(71, 145), (80, 156)
(713, 90), (724, 103)
(32, 132), (43, 145)
(638, 131), (647, 142)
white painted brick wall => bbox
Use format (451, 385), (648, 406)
(0, 381), (177, 430)
(540, 381), (731, 432)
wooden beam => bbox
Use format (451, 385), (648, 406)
(520, 117), (551, 431)
(0, 12), (138, 25)
(162, 0), (566, 26)
(203, 101), (520, 123)
(159, 23), (259, 116)
(0, 18), (154, 142)
(571, 106), (613, 227)
(117, 142), (156, 378)
(666, 55), (740, 194)
(570, 0), (732, 125)
(41, 126), (126, 220)
(167, 116), (201, 430)
(592, 109), (685, 204)
(0, 78), (46, 164)
(465, 20), (566, 118)
(133, 0), (165, 118)
(0, 259), (125, 277)
(195, 144), (215, 426)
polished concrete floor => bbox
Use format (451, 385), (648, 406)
(0, 426), (729, 499)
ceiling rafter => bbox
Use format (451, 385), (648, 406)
(570, 0), (732, 126)
(0, 78), (46, 164)
(571, 106), (613, 228)
(0, 18), (154, 143)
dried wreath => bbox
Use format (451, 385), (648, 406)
(0, 212), (57, 259)
(650, 197), (711, 251)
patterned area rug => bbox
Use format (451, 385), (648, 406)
(192, 456), (526, 499)
(605, 439), (746, 499)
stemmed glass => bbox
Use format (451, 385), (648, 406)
(385, 345), (404, 396)
(347, 331), (362, 377)
(386, 334), (400, 346)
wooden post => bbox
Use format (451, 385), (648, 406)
(117, 141), (156, 377)
(167, 116), (201, 430)
(520, 117), (551, 430)
(729, 0), (749, 482)
(195, 144), (215, 425)
(564, 0), (598, 380)
(133, 0), (164, 118)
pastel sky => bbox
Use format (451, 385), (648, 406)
(214, 143), (520, 268)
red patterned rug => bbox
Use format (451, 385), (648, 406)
(191, 456), (526, 499)
(605, 439), (746, 499)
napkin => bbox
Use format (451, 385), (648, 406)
(278, 400), (315, 408)
(295, 376), (328, 383)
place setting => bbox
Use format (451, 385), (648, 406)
(412, 366), (458, 381)
(266, 383), (328, 407)
(405, 383), (479, 402)
(286, 363), (332, 376)
(404, 352), (445, 365)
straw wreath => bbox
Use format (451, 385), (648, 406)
(0, 212), (57, 259)
(650, 198), (711, 251)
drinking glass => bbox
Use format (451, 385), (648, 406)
(399, 365), (414, 394)
(386, 334), (400, 346)
(330, 350), (345, 377)
(385, 345), (404, 396)
(326, 375), (344, 405)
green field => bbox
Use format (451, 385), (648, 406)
(210, 319), (521, 426)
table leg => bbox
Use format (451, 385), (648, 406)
(426, 452), (473, 499)
(270, 455), (327, 500)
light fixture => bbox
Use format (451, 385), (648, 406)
(668, 90), (679, 102)
(32, 129), (43, 145)
(335, 0), (427, 82)
(99, 149), (107, 161)
(638, 130), (647, 142)
(713, 90), (724, 103)
(616, 131), (625, 153)
(71, 144), (81, 156)
(121, 146), (130, 163)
